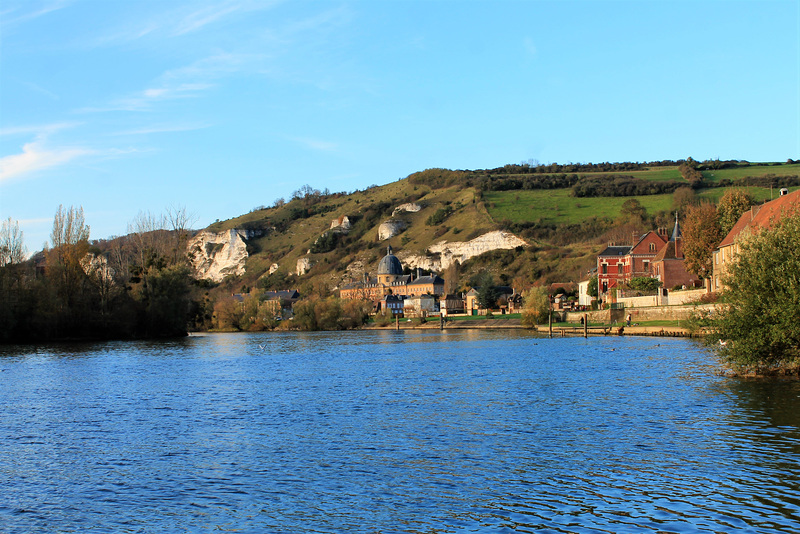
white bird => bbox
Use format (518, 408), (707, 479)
(718, 339), (727, 347)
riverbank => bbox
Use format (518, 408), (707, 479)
(363, 318), (696, 337)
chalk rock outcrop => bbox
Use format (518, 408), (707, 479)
(378, 219), (407, 241)
(188, 229), (248, 282)
(330, 215), (352, 233)
(430, 230), (527, 269)
(398, 230), (527, 272)
(392, 203), (422, 217)
(81, 253), (115, 283)
(296, 257), (314, 276)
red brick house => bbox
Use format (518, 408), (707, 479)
(597, 229), (669, 297)
(650, 216), (699, 290)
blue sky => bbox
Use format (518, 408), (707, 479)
(1, 0), (798, 252)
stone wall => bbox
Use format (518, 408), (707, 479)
(567, 303), (715, 323)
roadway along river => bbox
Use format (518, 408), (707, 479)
(1, 330), (798, 533)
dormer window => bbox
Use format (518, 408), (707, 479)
(649, 243), (656, 252)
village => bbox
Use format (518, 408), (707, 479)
(237, 188), (799, 334)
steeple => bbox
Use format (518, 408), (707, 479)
(671, 212), (682, 242)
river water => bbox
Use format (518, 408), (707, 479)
(1, 330), (798, 533)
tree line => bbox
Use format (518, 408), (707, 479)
(0, 206), (201, 342)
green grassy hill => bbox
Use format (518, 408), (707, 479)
(200, 160), (799, 298)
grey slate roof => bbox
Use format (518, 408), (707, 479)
(597, 245), (631, 257)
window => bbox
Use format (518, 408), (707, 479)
(649, 243), (656, 252)
(602, 264), (608, 274)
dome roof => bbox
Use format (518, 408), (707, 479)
(377, 246), (403, 276)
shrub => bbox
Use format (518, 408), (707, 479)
(711, 209), (800, 373)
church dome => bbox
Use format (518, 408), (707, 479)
(377, 246), (403, 276)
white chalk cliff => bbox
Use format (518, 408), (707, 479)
(399, 230), (527, 271)
(187, 229), (248, 282)
(378, 219), (407, 241)
(392, 203), (422, 217)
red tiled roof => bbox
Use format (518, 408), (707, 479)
(718, 189), (800, 248)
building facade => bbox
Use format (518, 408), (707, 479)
(339, 246), (445, 300)
(712, 188), (800, 291)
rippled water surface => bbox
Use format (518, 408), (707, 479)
(1, 330), (799, 533)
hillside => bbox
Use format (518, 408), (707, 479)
(195, 159), (800, 301)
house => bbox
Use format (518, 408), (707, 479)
(597, 229), (670, 297)
(404, 294), (438, 318)
(578, 279), (595, 307)
(339, 246), (445, 300)
(465, 288), (480, 315)
(439, 294), (465, 316)
(650, 215), (699, 290)
(712, 188), (800, 291)
(506, 291), (524, 313)
(378, 294), (405, 316)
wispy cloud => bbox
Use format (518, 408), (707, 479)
(0, 0), (71, 28)
(0, 123), (137, 181)
(89, 0), (282, 47)
(0, 122), (79, 137)
(288, 136), (339, 153)
(174, 3), (242, 36)
(523, 37), (537, 57)
(78, 82), (214, 113)
(113, 123), (210, 136)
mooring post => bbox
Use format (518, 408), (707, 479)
(548, 311), (552, 339)
(440, 315), (444, 330)
(584, 313), (588, 338)
(396, 315), (399, 331)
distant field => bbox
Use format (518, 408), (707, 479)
(486, 185), (799, 226)
(498, 167), (682, 183)
(498, 164), (800, 186)
(702, 163), (800, 182)
(484, 189), (675, 225)
(697, 185), (799, 203)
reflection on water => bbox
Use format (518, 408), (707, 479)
(1, 331), (799, 533)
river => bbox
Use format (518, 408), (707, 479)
(1, 330), (798, 533)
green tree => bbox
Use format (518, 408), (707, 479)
(672, 186), (697, 215)
(617, 198), (647, 225)
(717, 188), (754, 236)
(142, 264), (191, 337)
(521, 286), (550, 328)
(474, 271), (499, 309)
(627, 276), (662, 292)
(682, 202), (722, 279)
(587, 275), (598, 298)
(713, 210), (800, 372)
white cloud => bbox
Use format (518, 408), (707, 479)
(0, 140), (93, 181)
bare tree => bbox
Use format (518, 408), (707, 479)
(0, 217), (26, 266)
(165, 205), (197, 265)
(128, 210), (167, 269)
(51, 204), (90, 249)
